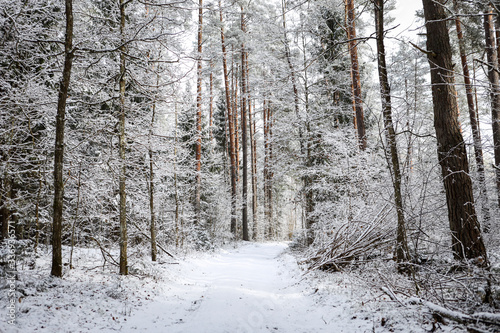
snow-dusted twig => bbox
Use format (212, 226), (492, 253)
(409, 298), (500, 329)
(303, 205), (394, 272)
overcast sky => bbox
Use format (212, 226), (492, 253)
(392, 0), (423, 43)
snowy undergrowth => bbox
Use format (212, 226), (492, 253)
(2, 241), (491, 333)
(291, 244), (500, 333)
(0, 244), (179, 333)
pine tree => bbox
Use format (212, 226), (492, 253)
(422, 0), (487, 264)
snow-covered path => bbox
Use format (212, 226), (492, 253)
(120, 242), (375, 333)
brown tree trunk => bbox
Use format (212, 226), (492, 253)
(374, 0), (409, 263)
(263, 100), (270, 238)
(220, 1), (237, 235)
(69, 163), (81, 269)
(422, 0), (487, 264)
(249, 97), (258, 240)
(485, 5), (500, 207)
(453, 0), (490, 229)
(174, 103), (181, 248)
(209, 61), (214, 142)
(195, 0), (203, 223)
(0, 177), (10, 241)
(118, 0), (128, 276)
(240, 7), (249, 241)
(281, 0), (299, 115)
(51, 0), (74, 278)
(149, 90), (158, 261)
(232, 58), (240, 182)
(263, 101), (274, 239)
(346, 0), (366, 150)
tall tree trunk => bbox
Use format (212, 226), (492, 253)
(345, 0), (366, 150)
(174, 101), (181, 248)
(281, 0), (299, 115)
(69, 162), (81, 269)
(452, 0), (490, 229)
(263, 100), (274, 239)
(484, 5), (500, 207)
(299, 14), (315, 246)
(422, 0), (487, 264)
(263, 100), (270, 238)
(149, 88), (158, 262)
(374, 0), (409, 263)
(240, 6), (249, 241)
(246, 52), (257, 240)
(220, 1), (237, 235)
(195, 0), (203, 223)
(51, 0), (74, 278)
(118, 0), (128, 276)
(209, 61), (214, 142)
(249, 97), (258, 240)
(232, 58), (240, 182)
(0, 177), (10, 241)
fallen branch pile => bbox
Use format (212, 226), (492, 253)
(304, 205), (394, 272)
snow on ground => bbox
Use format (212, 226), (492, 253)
(1, 242), (462, 332)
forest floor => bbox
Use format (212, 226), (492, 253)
(1, 242), (469, 332)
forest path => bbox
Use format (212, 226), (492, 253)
(120, 242), (375, 333)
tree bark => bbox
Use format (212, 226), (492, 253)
(149, 90), (158, 262)
(484, 5), (500, 207)
(374, 0), (409, 263)
(249, 97), (258, 241)
(281, 0), (299, 115)
(220, 1), (237, 235)
(263, 101), (274, 239)
(422, 0), (487, 264)
(240, 7), (249, 241)
(209, 60), (214, 142)
(51, 0), (74, 278)
(346, 0), (366, 150)
(118, 0), (128, 276)
(452, 0), (490, 229)
(195, 0), (203, 223)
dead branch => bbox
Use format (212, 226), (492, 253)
(410, 298), (500, 329)
(89, 236), (119, 268)
(303, 205), (394, 272)
(128, 219), (177, 259)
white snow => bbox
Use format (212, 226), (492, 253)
(2, 242), (459, 332)
(121, 242), (375, 333)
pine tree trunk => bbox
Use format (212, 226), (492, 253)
(249, 98), (258, 240)
(453, 0), (490, 229)
(209, 61), (214, 142)
(240, 7), (249, 241)
(485, 5), (500, 207)
(232, 58), (240, 182)
(281, 0), (299, 115)
(263, 100), (270, 238)
(220, 1), (237, 235)
(51, 0), (74, 278)
(174, 103), (180, 248)
(118, 0), (128, 276)
(345, 0), (366, 150)
(149, 98), (158, 261)
(423, 0), (487, 264)
(374, 0), (409, 263)
(263, 101), (274, 239)
(195, 0), (203, 222)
